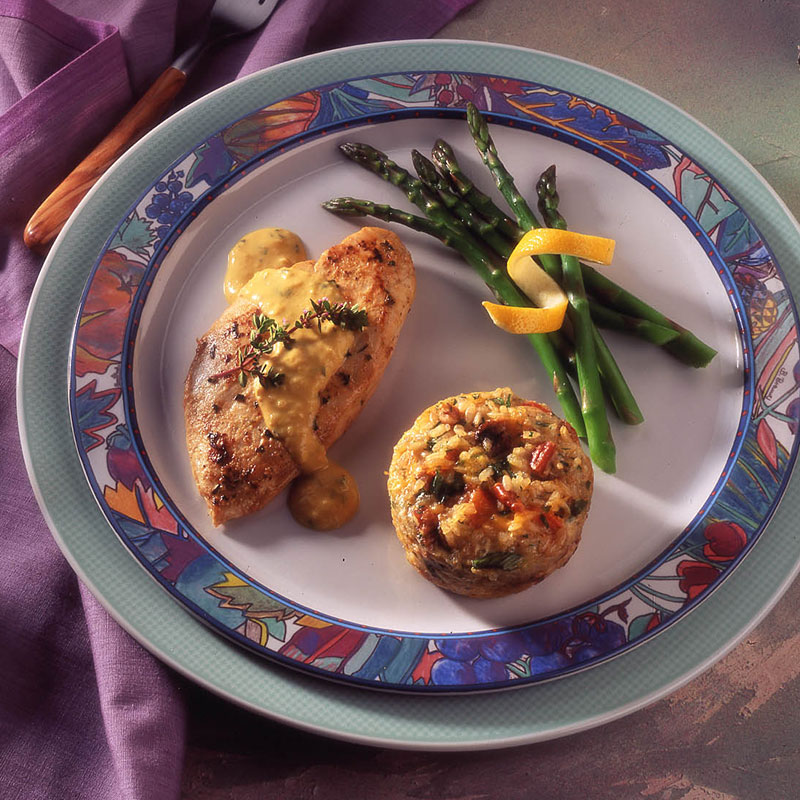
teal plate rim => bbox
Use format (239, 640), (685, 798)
(18, 40), (800, 749)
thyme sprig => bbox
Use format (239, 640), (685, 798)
(209, 298), (368, 389)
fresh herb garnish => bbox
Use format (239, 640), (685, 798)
(489, 458), (509, 479)
(429, 470), (465, 503)
(209, 299), (367, 389)
(472, 551), (522, 571)
(489, 393), (513, 407)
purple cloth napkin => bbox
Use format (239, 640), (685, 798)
(0, 1), (476, 798)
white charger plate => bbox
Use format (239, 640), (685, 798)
(19, 40), (800, 745)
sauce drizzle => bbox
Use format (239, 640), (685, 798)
(228, 227), (361, 530)
(224, 227), (306, 303)
(288, 461), (360, 531)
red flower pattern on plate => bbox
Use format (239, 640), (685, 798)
(677, 521), (748, 599)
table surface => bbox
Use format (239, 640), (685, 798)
(181, 2), (800, 797)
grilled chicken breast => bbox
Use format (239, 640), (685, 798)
(184, 227), (415, 526)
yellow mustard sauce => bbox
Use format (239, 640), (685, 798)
(232, 238), (361, 531)
(288, 461), (360, 531)
(224, 227), (307, 303)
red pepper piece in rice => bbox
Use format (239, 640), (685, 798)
(490, 482), (527, 513)
(530, 440), (557, 478)
(467, 486), (497, 525)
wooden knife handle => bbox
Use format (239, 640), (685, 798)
(24, 66), (188, 254)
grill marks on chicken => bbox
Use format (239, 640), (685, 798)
(184, 227), (415, 526)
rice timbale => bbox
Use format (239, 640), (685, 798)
(387, 388), (593, 598)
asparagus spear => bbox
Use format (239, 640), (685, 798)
(458, 111), (641, 427)
(339, 143), (465, 238)
(537, 165), (617, 472)
(340, 143), (513, 276)
(411, 149), (513, 258)
(592, 329), (643, 426)
(430, 138), (524, 241)
(322, 196), (587, 438)
(580, 264), (717, 367)
(460, 109), (717, 367)
(337, 136), (640, 431)
(588, 300), (680, 347)
(337, 144), (590, 433)
(323, 198), (505, 300)
(466, 103), (543, 235)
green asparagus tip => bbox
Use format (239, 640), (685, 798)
(338, 141), (359, 157)
(430, 139), (466, 191)
(431, 139), (457, 168)
(339, 141), (381, 165)
(322, 197), (363, 216)
(430, 139), (449, 165)
(411, 149), (438, 183)
(537, 165), (565, 228)
(536, 165), (557, 200)
(466, 102), (486, 141)
(432, 138), (452, 155)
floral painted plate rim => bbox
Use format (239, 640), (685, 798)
(65, 63), (799, 693)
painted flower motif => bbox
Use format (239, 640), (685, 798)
(407, 72), (502, 111)
(672, 519), (749, 610)
(433, 73), (477, 107)
(669, 521), (749, 605)
(676, 561), (720, 600)
(702, 521), (747, 562)
(409, 72), (467, 107)
(185, 92), (322, 190)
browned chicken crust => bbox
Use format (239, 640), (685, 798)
(184, 227), (415, 525)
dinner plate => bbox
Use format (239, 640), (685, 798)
(64, 52), (795, 691)
(19, 40), (800, 745)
